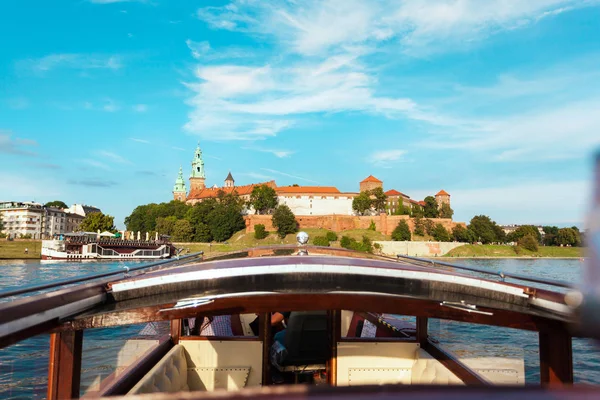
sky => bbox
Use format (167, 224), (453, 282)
(1, 0), (599, 229)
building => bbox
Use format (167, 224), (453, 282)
(435, 190), (451, 208)
(171, 144), (450, 217)
(0, 201), (44, 239)
(42, 207), (66, 238)
(65, 204), (101, 217)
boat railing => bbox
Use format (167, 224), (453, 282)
(0, 252), (203, 299)
(396, 254), (574, 289)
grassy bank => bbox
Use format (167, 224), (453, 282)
(0, 240), (42, 259)
(444, 244), (583, 258)
(177, 228), (389, 257)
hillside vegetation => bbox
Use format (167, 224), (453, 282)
(444, 244), (582, 258)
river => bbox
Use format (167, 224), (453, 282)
(0, 258), (597, 398)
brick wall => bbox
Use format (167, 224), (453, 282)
(245, 214), (465, 236)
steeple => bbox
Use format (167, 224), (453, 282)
(224, 171), (235, 188)
(189, 142), (206, 192)
(173, 166), (187, 201)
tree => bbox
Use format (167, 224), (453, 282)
(156, 216), (178, 236)
(326, 231), (338, 242)
(352, 192), (372, 216)
(272, 205), (298, 238)
(411, 205), (424, 218)
(423, 196), (439, 218)
(392, 220), (411, 241)
(172, 219), (193, 242)
(370, 187), (387, 213)
(424, 219), (435, 235)
(468, 215), (504, 244)
(79, 212), (116, 232)
(556, 228), (580, 247)
(193, 222), (212, 242)
(452, 225), (475, 243)
(518, 235), (539, 252)
(45, 200), (68, 209)
(249, 185), (278, 214)
(439, 203), (454, 219)
(254, 224), (268, 240)
(207, 202), (246, 242)
(413, 216), (425, 236)
(432, 224), (451, 242)
(507, 225), (541, 243)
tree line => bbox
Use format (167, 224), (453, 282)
(352, 190), (454, 219)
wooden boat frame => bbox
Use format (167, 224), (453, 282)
(0, 246), (583, 398)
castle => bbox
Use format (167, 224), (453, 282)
(172, 144), (450, 216)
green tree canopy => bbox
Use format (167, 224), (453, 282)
(207, 202), (246, 242)
(432, 223), (451, 242)
(249, 185), (278, 214)
(392, 220), (411, 241)
(423, 196), (439, 218)
(555, 228), (581, 247)
(370, 187), (387, 213)
(45, 200), (68, 209)
(172, 219), (194, 242)
(468, 215), (504, 244)
(424, 219), (435, 235)
(272, 205), (298, 238)
(411, 205), (424, 218)
(452, 225), (476, 243)
(413, 216), (425, 236)
(79, 212), (116, 233)
(439, 203), (454, 219)
(156, 216), (178, 236)
(507, 225), (541, 243)
(518, 235), (539, 252)
(352, 192), (372, 216)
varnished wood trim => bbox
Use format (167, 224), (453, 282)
(327, 310), (340, 386)
(417, 317), (428, 347)
(338, 337), (416, 343)
(170, 319), (182, 344)
(422, 339), (489, 386)
(47, 330), (83, 400)
(539, 324), (573, 385)
(259, 313), (271, 386)
(180, 336), (259, 341)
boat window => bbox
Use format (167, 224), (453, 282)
(182, 314), (248, 338)
(80, 322), (170, 397)
(341, 311), (416, 341)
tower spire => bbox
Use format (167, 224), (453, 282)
(189, 142), (206, 192)
(173, 166), (187, 201)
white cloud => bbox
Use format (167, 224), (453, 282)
(244, 146), (293, 158)
(369, 149), (407, 168)
(0, 132), (38, 156)
(80, 159), (111, 170)
(18, 54), (123, 73)
(96, 150), (132, 164)
(133, 104), (148, 112)
(261, 168), (319, 184)
(130, 137), (150, 144)
(186, 39), (211, 59)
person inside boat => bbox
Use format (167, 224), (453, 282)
(249, 312), (290, 337)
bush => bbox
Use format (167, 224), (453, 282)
(518, 234), (539, 252)
(452, 225), (475, 243)
(392, 220), (411, 241)
(193, 222), (212, 242)
(340, 235), (373, 253)
(254, 224), (268, 240)
(272, 205), (298, 238)
(413, 217), (425, 236)
(20, 234), (33, 239)
(368, 220), (376, 231)
(424, 219), (435, 235)
(312, 236), (330, 246)
(325, 231), (338, 242)
(432, 224), (451, 242)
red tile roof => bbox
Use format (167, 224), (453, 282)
(385, 189), (409, 197)
(188, 181), (276, 200)
(360, 175), (382, 183)
(276, 186), (341, 194)
(418, 201), (426, 207)
(436, 190), (450, 196)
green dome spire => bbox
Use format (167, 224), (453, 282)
(190, 142), (205, 179)
(173, 166), (186, 193)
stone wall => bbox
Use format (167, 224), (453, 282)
(374, 241), (465, 257)
(244, 214), (465, 236)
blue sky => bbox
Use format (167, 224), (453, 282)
(1, 0), (599, 229)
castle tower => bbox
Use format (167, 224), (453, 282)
(435, 190), (451, 208)
(173, 166), (187, 201)
(224, 171), (235, 188)
(189, 142), (206, 192)
(360, 175), (383, 192)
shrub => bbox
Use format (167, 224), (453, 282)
(424, 219), (435, 235)
(518, 234), (539, 252)
(452, 225), (475, 243)
(325, 231), (338, 242)
(340, 235), (373, 253)
(392, 220), (411, 241)
(313, 236), (330, 246)
(373, 242), (382, 252)
(20, 234), (33, 239)
(413, 217), (425, 236)
(368, 220), (376, 231)
(254, 224), (268, 240)
(272, 205), (298, 238)
(432, 224), (451, 242)
(340, 236), (352, 249)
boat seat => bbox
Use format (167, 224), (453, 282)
(276, 311), (328, 372)
(128, 345), (189, 394)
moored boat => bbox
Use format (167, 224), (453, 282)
(41, 232), (176, 260)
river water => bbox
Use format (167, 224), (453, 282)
(0, 258), (598, 398)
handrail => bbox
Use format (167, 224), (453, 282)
(0, 252), (203, 299)
(396, 254), (573, 289)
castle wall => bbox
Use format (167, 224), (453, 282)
(245, 214), (464, 236)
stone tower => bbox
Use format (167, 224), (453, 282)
(173, 166), (187, 201)
(189, 142), (206, 192)
(360, 175), (383, 193)
(224, 171), (235, 188)
(435, 190), (451, 208)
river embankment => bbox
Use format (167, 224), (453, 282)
(0, 240), (41, 259)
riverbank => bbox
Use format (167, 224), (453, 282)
(443, 244), (582, 258)
(0, 240), (42, 259)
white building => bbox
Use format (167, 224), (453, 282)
(42, 207), (67, 238)
(276, 187), (355, 216)
(0, 202), (44, 239)
(65, 204), (101, 217)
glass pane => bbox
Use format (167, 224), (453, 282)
(0, 336), (49, 399)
